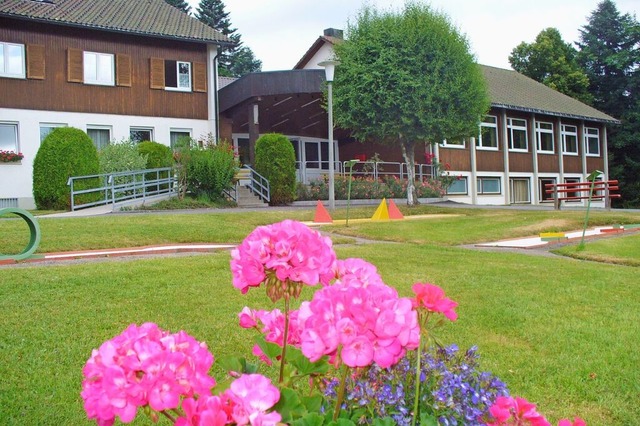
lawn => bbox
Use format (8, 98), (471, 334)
(552, 233), (640, 266)
(1, 206), (639, 425)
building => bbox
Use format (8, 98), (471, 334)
(0, 0), (230, 209)
(220, 29), (619, 207)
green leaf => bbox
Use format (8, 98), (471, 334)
(255, 335), (283, 361)
(217, 356), (259, 375)
(300, 394), (324, 413)
(272, 387), (305, 423)
(420, 412), (439, 426)
(286, 347), (330, 376)
(372, 418), (397, 426)
(290, 412), (326, 426)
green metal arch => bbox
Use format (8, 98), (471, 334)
(0, 208), (41, 261)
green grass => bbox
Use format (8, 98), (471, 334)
(2, 207), (640, 424)
(552, 233), (640, 266)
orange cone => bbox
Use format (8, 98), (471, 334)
(313, 201), (333, 223)
(388, 199), (404, 220)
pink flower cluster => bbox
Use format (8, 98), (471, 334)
(412, 282), (459, 321)
(81, 323), (215, 425)
(230, 220), (336, 294)
(238, 307), (303, 364)
(177, 374), (281, 426)
(298, 276), (420, 368)
(485, 396), (586, 426)
(334, 258), (384, 288)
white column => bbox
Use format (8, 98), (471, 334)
(580, 121), (587, 180)
(470, 136), (477, 205)
(501, 110), (510, 204)
(206, 44), (218, 143)
(531, 113), (539, 205)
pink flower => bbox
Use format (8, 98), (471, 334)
(230, 220), (336, 297)
(224, 374), (281, 425)
(176, 395), (230, 426)
(334, 258), (384, 288)
(558, 418), (586, 426)
(81, 323), (216, 425)
(412, 283), (458, 321)
(486, 396), (551, 426)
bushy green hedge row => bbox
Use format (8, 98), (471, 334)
(254, 133), (296, 205)
(184, 141), (237, 201)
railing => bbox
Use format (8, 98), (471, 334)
(544, 180), (620, 210)
(295, 161), (436, 183)
(68, 167), (176, 211)
(242, 166), (270, 203)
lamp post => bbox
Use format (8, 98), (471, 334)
(319, 60), (339, 210)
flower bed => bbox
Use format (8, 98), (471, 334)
(296, 176), (447, 201)
(81, 220), (585, 426)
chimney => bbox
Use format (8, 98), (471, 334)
(323, 28), (344, 39)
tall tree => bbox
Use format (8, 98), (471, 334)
(333, 4), (489, 205)
(509, 28), (592, 104)
(577, 0), (640, 206)
(196, 0), (261, 77)
(164, 0), (191, 14)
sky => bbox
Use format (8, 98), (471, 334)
(186, 0), (638, 71)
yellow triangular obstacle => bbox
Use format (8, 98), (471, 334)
(371, 198), (390, 221)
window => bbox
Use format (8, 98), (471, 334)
(477, 115), (498, 149)
(539, 178), (557, 202)
(446, 177), (467, 195)
(39, 123), (66, 143)
(564, 177), (581, 202)
(507, 118), (528, 151)
(477, 177), (501, 194)
(165, 60), (191, 91)
(585, 127), (600, 156)
(0, 122), (19, 152)
(83, 51), (114, 86)
(170, 129), (192, 150)
(87, 126), (111, 150)
(441, 138), (465, 149)
(510, 178), (530, 204)
(130, 127), (153, 143)
(0, 42), (25, 78)
(561, 125), (578, 155)
(535, 121), (554, 153)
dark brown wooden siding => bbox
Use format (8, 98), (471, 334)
(586, 157), (604, 172)
(509, 152), (532, 172)
(563, 156), (582, 174)
(0, 17), (208, 119)
(476, 150), (503, 172)
(439, 147), (471, 170)
(538, 154), (559, 173)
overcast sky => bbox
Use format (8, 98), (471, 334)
(187, 0), (638, 71)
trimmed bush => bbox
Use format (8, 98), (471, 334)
(254, 133), (296, 205)
(99, 139), (148, 174)
(186, 142), (237, 200)
(33, 127), (99, 210)
(137, 141), (173, 169)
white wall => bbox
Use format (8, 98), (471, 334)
(0, 107), (211, 209)
(301, 43), (337, 70)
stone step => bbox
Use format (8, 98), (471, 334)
(235, 185), (268, 208)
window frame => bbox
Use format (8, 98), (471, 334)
(446, 177), (468, 195)
(440, 138), (466, 149)
(39, 123), (67, 144)
(83, 51), (115, 86)
(130, 127), (154, 143)
(0, 121), (20, 153)
(477, 115), (499, 150)
(535, 121), (554, 154)
(170, 128), (192, 150)
(87, 125), (112, 151)
(539, 177), (557, 202)
(561, 124), (578, 155)
(507, 118), (528, 152)
(477, 177), (502, 195)
(584, 127), (600, 157)
(0, 42), (26, 79)
(564, 177), (581, 202)
(165, 60), (192, 92)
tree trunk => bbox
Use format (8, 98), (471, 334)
(401, 141), (419, 205)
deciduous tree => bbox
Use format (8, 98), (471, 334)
(333, 3), (489, 204)
(509, 28), (592, 104)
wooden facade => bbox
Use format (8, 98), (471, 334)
(0, 17), (208, 119)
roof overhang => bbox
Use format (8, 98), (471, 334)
(491, 103), (621, 125)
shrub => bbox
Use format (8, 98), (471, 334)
(33, 127), (99, 210)
(254, 133), (296, 205)
(186, 141), (237, 200)
(98, 139), (148, 174)
(137, 141), (173, 169)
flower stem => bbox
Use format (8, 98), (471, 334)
(333, 363), (350, 422)
(160, 410), (176, 423)
(412, 312), (429, 426)
(278, 296), (290, 384)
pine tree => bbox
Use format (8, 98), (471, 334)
(196, 0), (261, 77)
(164, 0), (191, 14)
(577, 0), (640, 206)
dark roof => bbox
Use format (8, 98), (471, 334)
(481, 65), (618, 124)
(0, 0), (232, 45)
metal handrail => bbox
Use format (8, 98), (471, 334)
(294, 161), (436, 183)
(68, 167), (176, 211)
(243, 165), (270, 203)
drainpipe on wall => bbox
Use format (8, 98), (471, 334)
(470, 136), (477, 205)
(207, 44), (221, 144)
